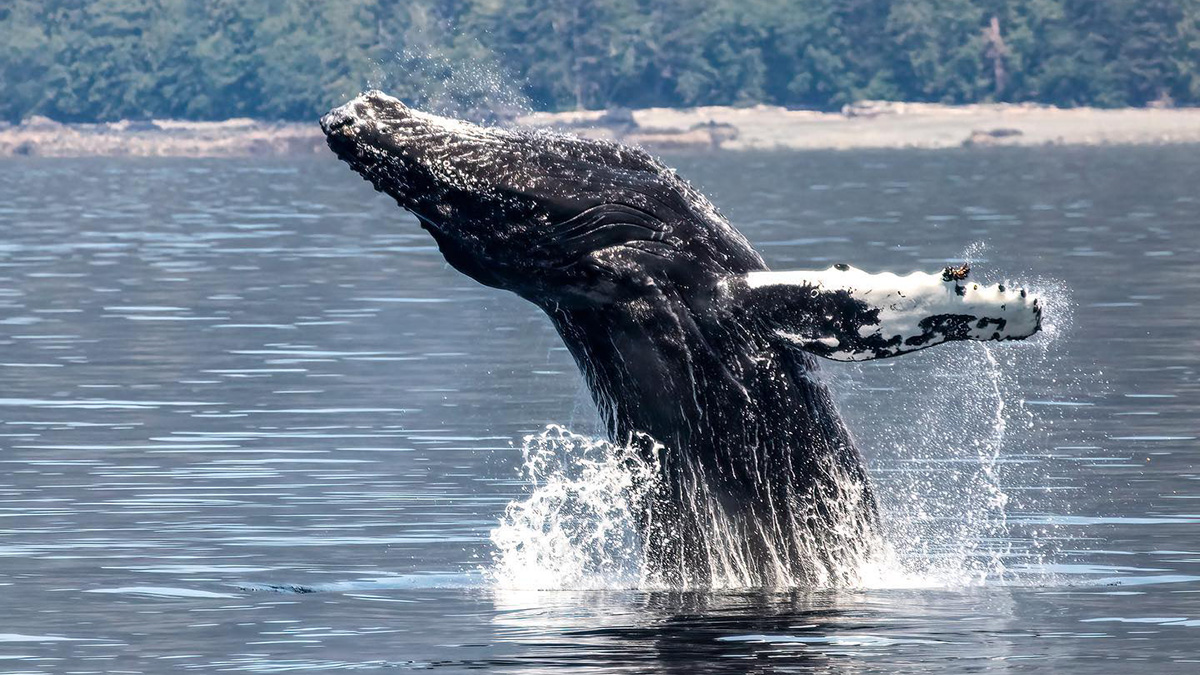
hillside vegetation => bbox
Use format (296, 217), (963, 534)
(3, 0), (1198, 123)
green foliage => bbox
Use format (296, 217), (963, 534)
(254, 0), (379, 119)
(1, 0), (1198, 122)
(886, 0), (988, 103)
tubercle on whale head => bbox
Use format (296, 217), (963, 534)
(320, 91), (763, 306)
(321, 91), (516, 287)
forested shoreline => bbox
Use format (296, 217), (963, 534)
(3, 0), (1198, 124)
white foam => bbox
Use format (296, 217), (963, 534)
(488, 426), (658, 590)
(490, 425), (907, 591)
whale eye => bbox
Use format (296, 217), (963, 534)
(834, 263), (849, 271)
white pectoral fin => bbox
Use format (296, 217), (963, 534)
(739, 264), (1042, 361)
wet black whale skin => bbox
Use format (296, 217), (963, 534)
(322, 94), (881, 586)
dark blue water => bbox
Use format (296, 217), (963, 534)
(0, 147), (1198, 672)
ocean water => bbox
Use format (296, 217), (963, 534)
(0, 146), (1198, 672)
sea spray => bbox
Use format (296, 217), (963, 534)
(490, 277), (1074, 591)
(831, 272), (1074, 586)
(489, 426), (661, 590)
(490, 426), (890, 590)
(368, 48), (531, 124)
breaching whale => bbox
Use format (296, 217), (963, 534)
(321, 91), (1042, 588)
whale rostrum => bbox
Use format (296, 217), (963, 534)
(322, 91), (1042, 588)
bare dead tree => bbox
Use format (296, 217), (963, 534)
(983, 16), (1010, 98)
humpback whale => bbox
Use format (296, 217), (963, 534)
(321, 91), (1042, 588)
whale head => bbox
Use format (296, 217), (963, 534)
(321, 91), (763, 305)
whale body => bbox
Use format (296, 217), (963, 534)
(321, 91), (1042, 587)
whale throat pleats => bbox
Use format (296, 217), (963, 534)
(731, 264), (1042, 362)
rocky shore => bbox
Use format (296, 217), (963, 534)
(0, 116), (326, 158)
(4, 102), (1200, 157)
(523, 101), (1200, 151)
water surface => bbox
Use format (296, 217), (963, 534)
(0, 147), (1198, 672)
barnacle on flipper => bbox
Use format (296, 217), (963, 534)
(941, 263), (971, 282)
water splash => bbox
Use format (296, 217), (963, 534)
(489, 426), (659, 590)
(490, 425), (886, 591)
(490, 277), (1074, 591)
(833, 270), (1073, 588)
(368, 48), (531, 125)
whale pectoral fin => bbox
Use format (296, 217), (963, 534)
(736, 264), (1042, 361)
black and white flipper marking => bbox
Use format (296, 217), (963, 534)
(735, 264), (1041, 361)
